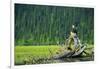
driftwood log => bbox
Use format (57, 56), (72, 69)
(53, 45), (87, 59)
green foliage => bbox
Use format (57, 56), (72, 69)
(15, 45), (93, 65)
(15, 4), (94, 45)
(15, 45), (60, 65)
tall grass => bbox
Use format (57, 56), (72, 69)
(15, 45), (93, 65)
(15, 45), (60, 65)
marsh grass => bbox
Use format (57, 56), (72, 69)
(15, 45), (93, 65)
